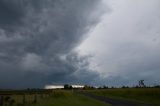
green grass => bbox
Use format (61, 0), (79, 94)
(30, 90), (111, 106)
(0, 90), (111, 106)
(86, 88), (160, 105)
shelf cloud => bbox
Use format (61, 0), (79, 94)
(0, 0), (105, 88)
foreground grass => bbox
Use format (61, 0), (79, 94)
(86, 88), (160, 105)
(30, 90), (110, 106)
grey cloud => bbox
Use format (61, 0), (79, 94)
(78, 0), (160, 87)
(0, 0), (25, 29)
(0, 0), (104, 88)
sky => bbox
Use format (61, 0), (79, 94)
(0, 0), (160, 88)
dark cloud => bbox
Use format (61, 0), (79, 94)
(0, 0), (104, 88)
(0, 0), (24, 29)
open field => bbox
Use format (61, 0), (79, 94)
(1, 88), (160, 106)
(30, 90), (110, 106)
(85, 88), (160, 105)
(0, 90), (110, 106)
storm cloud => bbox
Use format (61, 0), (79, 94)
(1, 0), (159, 88)
(0, 0), (105, 88)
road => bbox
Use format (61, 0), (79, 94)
(80, 92), (157, 106)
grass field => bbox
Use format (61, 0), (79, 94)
(1, 88), (160, 106)
(86, 88), (160, 105)
(30, 90), (110, 106)
(0, 90), (110, 106)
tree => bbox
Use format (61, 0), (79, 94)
(139, 80), (145, 87)
(64, 84), (72, 89)
(103, 85), (108, 89)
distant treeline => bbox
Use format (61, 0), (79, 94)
(62, 84), (160, 90)
(88, 85), (160, 90)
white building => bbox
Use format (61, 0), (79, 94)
(45, 85), (64, 89)
(71, 85), (84, 89)
(45, 84), (85, 89)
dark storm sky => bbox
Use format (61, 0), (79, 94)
(0, 0), (105, 88)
